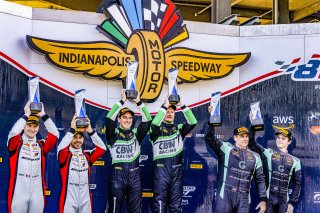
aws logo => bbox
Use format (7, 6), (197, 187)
(26, 0), (250, 102)
(272, 116), (295, 130)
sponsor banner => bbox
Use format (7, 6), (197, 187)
(1, 52), (320, 213)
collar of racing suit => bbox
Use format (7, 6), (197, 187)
(69, 146), (82, 153)
(234, 145), (248, 151)
(162, 122), (174, 128)
(22, 133), (36, 144)
(118, 126), (132, 135)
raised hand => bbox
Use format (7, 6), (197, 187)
(24, 101), (31, 117)
(176, 97), (183, 107)
(133, 91), (141, 104)
(85, 117), (93, 134)
(38, 102), (45, 117)
(71, 115), (77, 130)
(121, 89), (127, 102)
(164, 96), (170, 108)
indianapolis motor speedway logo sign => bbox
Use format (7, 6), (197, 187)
(26, 0), (250, 102)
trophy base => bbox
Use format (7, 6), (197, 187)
(168, 94), (180, 105)
(30, 102), (42, 114)
(210, 115), (221, 126)
(251, 119), (264, 131)
(76, 118), (88, 128)
(126, 90), (138, 99)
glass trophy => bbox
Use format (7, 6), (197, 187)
(28, 76), (42, 113)
(168, 68), (180, 105)
(74, 89), (88, 128)
(210, 92), (221, 126)
(125, 61), (138, 99)
(250, 101), (264, 130)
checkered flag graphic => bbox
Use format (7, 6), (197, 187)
(155, 3), (167, 32)
(143, 0), (164, 31)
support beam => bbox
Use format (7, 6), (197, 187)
(211, 0), (231, 23)
(273, 0), (289, 24)
(293, 1), (320, 21)
(232, 7), (272, 19)
(231, 0), (243, 7)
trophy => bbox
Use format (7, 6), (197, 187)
(74, 89), (88, 128)
(210, 92), (221, 126)
(28, 76), (42, 113)
(250, 101), (264, 130)
(125, 61), (138, 99)
(168, 68), (180, 105)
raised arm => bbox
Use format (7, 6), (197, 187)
(37, 103), (59, 154)
(204, 122), (225, 157)
(149, 104), (166, 143)
(57, 115), (77, 164)
(7, 116), (27, 151)
(204, 105), (224, 156)
(7, 102), (31, 149)
(178, 104), (197, 139)
(248, 126), (266, 157)
(85, 118), (106, 164)
(135, 95), (152, 143)
(105, 90), (126, 146)
(57, 131), (73, 164)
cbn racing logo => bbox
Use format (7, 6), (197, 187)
(183, 186), (196, 198)
(276, 55), (320, 82)
(26, 0), (250, 103)
(308, 112), (320, 136)
(314, 192), (320, 203)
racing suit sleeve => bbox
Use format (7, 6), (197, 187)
(57, 129), (74, 164)
(178, 105), (197, 139)
(289, 159), (302, 206)
(149, 104), (167, 143)
(204, 122), (224, 157)
(248, 126), (265, 156)
(7, 115), (27, 151)
(105, 100), (123, 147)
(87, 130), (106, 165)
(253, 155), (268, 202)
(42, 114), (60, 155)
(135, 101), (152, 144)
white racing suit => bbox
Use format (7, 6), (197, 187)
(57, 129), (106, 213)
(7, 114), (59, 213)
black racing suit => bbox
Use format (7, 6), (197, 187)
(204, 123), (267, 213)
(149, 104), (197, 213)
(248, 128), (302, 213)
(105, 100), (151, 213)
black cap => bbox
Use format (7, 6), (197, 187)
(233, 126), (250, 135)
(275, 129), (293, 140)
(118, 107), (134, 118)
(168, 105), (176, 110)
(26, 114), (40, 126)
(74, 130), (84, 137)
